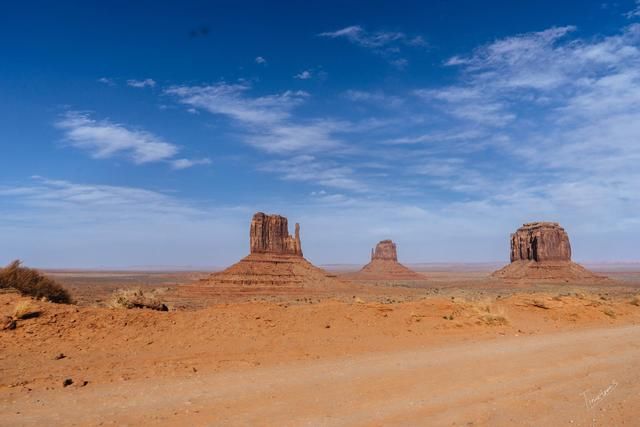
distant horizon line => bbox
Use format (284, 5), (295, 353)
(26, 260), (640, 273)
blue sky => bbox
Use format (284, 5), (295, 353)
(2, 1), (640, 268)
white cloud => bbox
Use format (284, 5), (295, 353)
(344, 90), (404, 107)
(166, 83), (347, 154)
(98, 77), (115, 86)
(414, 87), (515, 126)
(403, 22), (640, 246)
(294, 70), (312, 80)
(261, 155), (367, 192)
(171, 158), (212, 170)
(165, 83), (307, 125)
(319, 25), (426, 66)
(255, 56), (267, 64)
(56, 111), (178, 163)
(319, 25), (424, 49)
(386, 129), (486, 145)
(0, 177), (252, 268)
(246, 120), (344, 153)
(390, 58), (409, 69)
(55, 111), (208, 169)
(418, 24), (640, 128)
(626, 1), (640, 18)
(1, 176), (200, 217)
(445, 26), (577, 90)
(127, 78), (156, 88)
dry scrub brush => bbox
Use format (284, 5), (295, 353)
(12, 301), (40, 320)
(466, 298), (510, 326)
(0, 260), (72, 304)
(2, 301), (41, 331)
(108, 288), (168, 311)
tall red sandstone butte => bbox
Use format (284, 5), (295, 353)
(371, 240), (398, 261)
(492, 222), (606, 282)
(182, 212), (345, 296)
(250, 212), (302, 257)
(348, 240), (423, 280)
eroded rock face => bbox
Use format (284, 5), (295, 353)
(510, 222), (571, 263)
(250, 212), (302, 256)
(371, 240), (398, 261)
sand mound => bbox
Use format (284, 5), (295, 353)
(491, 260), (609, 283)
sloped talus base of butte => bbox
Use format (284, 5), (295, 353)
(181, 253), (348, 297)
(491, 260), (609, 283)
(348, 259), (424, 280)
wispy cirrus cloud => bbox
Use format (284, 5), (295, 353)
(127, 78), (156, 88)
(171, 158), (212, 170)
(165, 82), (372, 189)
(319, 25), (426, 49)
(261, 155), (367, 192)
(0, 176), (252, 268)
(55, 111), (209, 168)
(294, 70), (312, 80)
(165, 83), (348, 154)
(344, 90), (404, 108)
(0, 176), (202, 220)
(98, 77), (116, 86)
(626, 0), (640, 18)
(400, 22), (640, 237)
(165, 83), (307, 126)
(319, 25), (426, 68)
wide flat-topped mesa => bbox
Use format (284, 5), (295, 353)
(492, 221), (606, 283)
(510, 222), (571, 262)
(250, 212), (302, 256)
(347, 239), (423, 280)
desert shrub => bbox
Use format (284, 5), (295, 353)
(0, 260), (72, 304)
(469, 299), (509, 326)
(108, 288), (168, 311)
(531, 299), (551, 309)
(12, 301), (40, 320)
(631, 296), (640, 307)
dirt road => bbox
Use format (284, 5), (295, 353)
(3, 324), (639, 426)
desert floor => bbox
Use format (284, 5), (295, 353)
(1, 265), (640, 426)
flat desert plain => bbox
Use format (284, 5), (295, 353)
(2, 264), (640, 426)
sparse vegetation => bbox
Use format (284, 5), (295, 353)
(12, 301), (40, 320)
(475, 303), (509, 326)
(0, 260), (72, 304)
(479, 313), (509, 326)
(530, 299), (551, 310)
(108, 288), (168, 311)
(459, 298), (510, 326)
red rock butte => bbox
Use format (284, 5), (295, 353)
(492, 222), (606, 283)
(510, 222), (571, 263)
(348, 240), (423, 280)
(250, 212), (302, 257)
(182, 212), (346, 297)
